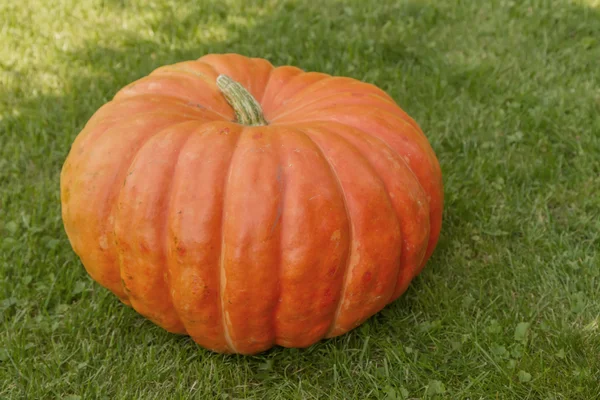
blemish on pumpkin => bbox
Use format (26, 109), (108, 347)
(98, 235), (108, 250)
(330, 230), (341, 242)
(186, 102), (205, 109)
(327, 267), (337, 277)
(363, 271), (372, 283)
(220, 127), (230, 135)
(177, 245), (186, 256)
(121, 279), (131, 293)
(140, 242), (150, 253)
(269, 166), (284, 235)
(252, 132), (262, 139)
(269, 204), (283, 236)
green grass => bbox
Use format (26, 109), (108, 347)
(1, 0), (599, 398)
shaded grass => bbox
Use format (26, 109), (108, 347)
(1, 0), (599, 398)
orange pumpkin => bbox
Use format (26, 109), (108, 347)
(61, 54), (443, 354)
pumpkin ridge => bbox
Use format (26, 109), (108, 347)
(260, 66), (304, 114)
(89, 110), (223, 135)
(152, 65), (211, 80)
(146, 70), (235, 120)
(306, 124), (408, 303)
(194, 60), (221, 80)
(63, 115), (191, 298)
(304, 120), (428, 207)
(217, 127), (244, 353)
(331, 116), (441, 264)
(339, 117), (429, 187)
(279, 109), (443, 245)
(271, 91), (397, 123)
(278, 119), (428, 207)
(265, 72), (331, 117)
(114, 120), (198, 318)
(295, 128), (354, 338)
(268, 76), (392, 121)
(272, 91), (412, 125)
(84, 94), (226, 129)
(312, 121), (432, 299)
(160, 130), (201, 335)
(114, 74), (232, 118)
(269, 134), (285, 348)
(282, 113), (441, 261)
(117, 93), (232, 120)
(162, 123), (243, 352)
(251, 57), (275, 103)
(285, 107), (434, 158)
(197, 54), (243, 73)
(76, 113), (199, 162)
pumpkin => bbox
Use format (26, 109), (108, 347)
(61, 54), (443, 354)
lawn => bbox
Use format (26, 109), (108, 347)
(1, 0), (599, 398)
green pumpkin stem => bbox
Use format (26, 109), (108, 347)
(216, 75), (267, 126)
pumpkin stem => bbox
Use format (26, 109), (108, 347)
(216, 75), (267, 126)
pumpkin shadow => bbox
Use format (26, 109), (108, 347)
(3, 0), (599, 387)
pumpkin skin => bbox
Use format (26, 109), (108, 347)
(61, 53), (443, 354)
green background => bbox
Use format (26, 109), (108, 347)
(1, 0), (599, 398)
